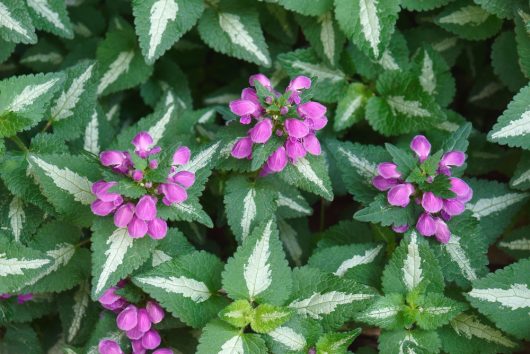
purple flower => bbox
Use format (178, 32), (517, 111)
(127, 327), (145, 340)
(98, 340), (124, 354)
(285, 138), (307, 161)
(372, 176), (398, 191)
(131, 340), (145, 354)
(92, 181), (121, 202)
(153, 349), (174, 354)
(449, 177), (473, 202)
(440, 151), (465, 168)
(146, 301), (165, 324)
(141, 329), (161, 350)
(286, 76), (311, 104)
(114, 203), (135, 228)
(297, 102), (326, 120)
(135, 309), (152, 333)
(417, 213), (436, 236)
(117, 305), (138, 331)
(392, 224), (409, 233)
(267, 146), (288, 172)
(421, 192), (443, 213)
(91, 199), (117, 216)
(172, 147), (191, 166)
(249, 73), (271, 88)
(387, 183), (414, 207)
(410, 135), (431, 162)
(17, 293), (32, 304)
(377, 162), (401, 179)
(303, 134), (321, 155)
(128, 217), (148, 238)
(285, 119), (309, 139)
(147, 218), (168, 240)
(231, 137), (253, 159)
(135, 196), (157, 221)
(132, 132), (156, 158)
(229, 99), (259, 119)
(434, 217), (451, 243)
(249, 118), (273, 143)
(172, 171), (195, 188)
(442, 198), (465, 216)
(159, 183), (187, 206)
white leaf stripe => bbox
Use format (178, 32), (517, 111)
(469, 82), (503, 102)
(268, 326), (306, 351)
(499, 239), (530, 251)
(148, 104), (174, 145)
(68, 281), (90, 342)
(359, 0), (381, 57)
(291, 60), (345, 82)
(420, 306), (452, 315)
(7, 78), (61, 112)
(387, 96), (431, 117)
(337, 96), (363, 126)
(444, 235), (477, 281)
(439, 5), (490, 26)
(294, 158), (330, 196)
(334, 244), (383, 276)
(336, 146), (377, 179)
(84, 110), (100, 154)
(319, 12), (335, 63)
(403, 232), (423, 291)
(29, 156), (95, 205)
(512, 169), (530, 186)
(244, 220), (273, 298)
(278, 220), (303, 266)
(432, 37), (458, 52)
(218, 12), (270, 66)
(8, 197), (25, 242)
(147, 0), (179, 60)
(151, 250), (172, 267)
(468, 283), (530, 310)
(21, 52), (62, 64)
(51, 64), (95, 121)
(491, 110), (530, 139)
(466, 193), (530, 219)
(451, 314), (517, 348)
(219, 335), (244, 354)
(198, 109), (216, 123)
(362, 306), (400, 319)
(289, 291), (374, 319)
(27, 0), (67, 31)
(175, 141), (221, 174)
(241, 188), (257, 241)
(419, 51), (436, 95)
(0, 2), (32, 40)
(97, 51), (134, 95)
(0, 253), (50, 277)
(378, 50), (399, 70)
(17, 242), (75, 290)
(276, 193), (311, 215)
(135, 275), (211, 303)
(95, 228), (134, 294)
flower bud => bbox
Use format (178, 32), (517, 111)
(132, 170), (143, 182)
(387, 183), (414, 207)
(172, 146), (191, 166)
(421, 192), (443, 213)
(98, 339), (124, 354)
(141, 329), (161, 350)
(147, 218), (168, 240)
(416, 213), (436, 236)
(146, 301), (165, 324)
(135, 196), (157, 221)
(128, 216), (148, 238)
(116, 305), (138, 331)
(410, 135), (431, 162)
(285, 119), (309, 139)
(231, 137), (253, 159)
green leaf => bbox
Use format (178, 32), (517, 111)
(133, 250), (229, 328)
(366, 71), (446, 136)
(442, 122), (472, 153)
(264, 315), (322, 354)
(357, 294), (405, 329)
(402, 0), (453, 11)
(222, 219), (293, 305)
(197, 319), (268, 354)
(474, 0), (519, 19)
(219, 299), (254, 328)
(0, 195), (44, 243)
(354, 195), (417, 228)
(467, 257), (530, 340)
(287, 267), (377, 330)
(382, 231), (445, 295)
(326, 139), (390, 204)
(161, 197), (214, 228)
(84, 312), (128, 354)
(0, 323), (42, 354)
(514, 9), (530, 78)
(278, 48), (348, 103)
(133, 0), (204, 64)
(415, 293), (468, 330)
(333, 83), (370, 131)
(511, 151), (530, 190)
(435, 0), (503, 41)
(91, 218), (156, 300)
(465, 178), (530, 244)
(334, 0), (401, 59)
(198, 4), (271, 67)
(316, 329), (361, 354)
(498, 225), (530, 260)
(491, 31), (527, 93)
(280, 155), (334, 201)
(378, 329), (441, 354)
(0, 72), (65, 138)
(26, 0), (73, 39)
(58, 281), (98, 345)
(0, 0), (37, 44)
(224, 176), (277, 242)
(274, 182), (312, 219)
(385, 143), (418, 178)
(251, 304), (292, 334)
(96, 25), (153, 96)
(488, 83), (530, 150)
(0, 294), (54, 324)
(49, 60), (98, 141)
(438, 311), (519, 354)
(277, 0), (333, 16)
(250, 136), (283, 172)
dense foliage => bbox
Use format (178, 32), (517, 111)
(0, 0), (529, 353)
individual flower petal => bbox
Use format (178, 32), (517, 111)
(410, 135), (431, 162)
(297, 101), (326, 119)
(135, 309), (152, 333)
(443, 198), (465, 216)
(153, 349), (174, 354)
(287, 76), (311, 92)
(303, 134), (321, 155)
(387, 183), (414, 207)
(241, 88), (259, 104)
(149, 159), (158, 169)
(91, 199), (116, 216)
(267, 146), (288, 172)
(416, 213), (436, 236)
(100, 151), (126, 167)
(249, 118), (273, 143)
(229, 99), (258, 117)
(434, 217), (451, 243)
(17, 293), (32, 304)
(98, 340), (124, 354)
(421, 192), (443, 213)
(159, 183), (187, 205)
(449, 177), (473, 202)
(131, 340), (145, 354)
(172, 146), (191, 166)
(305, 115), (328, 131)
(249, 73), (271, 88)
(92, 181), (120, 202)
(132, 170), (143, 182)
(372, 176), (398, 191)
(99, 287), (121, 305)
(147, 218), (167, 240)
(240, 116), (252, 125)
(440, 151), (466, 167)
(126, 327), (145, 340)
(392, 225), (409, 233)
(116, 305), (138, 331)
(285, 138), (306, 160)
(377, 162), (401, 179)
(114, 203), (135, 228)
(285, 119), (309, 138)
(146, 301), (165, 324)
(142, 330), (162, 350)
(135, 196), (157, 221)
(128, 217), (148, 238)
(132, 132), (153, 158)
(172, 171), (195, 188)
(231, 137), (253, 159)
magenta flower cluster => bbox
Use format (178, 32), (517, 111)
(91, 132), (195, 240)
(98, 283), (172, 354)
(0, 293), (32, 304)
(372, 135), (473, 243)
(229, 74), (327, 174)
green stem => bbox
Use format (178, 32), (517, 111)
(8, 135), (29, 153)
(41, 119), (52, 133)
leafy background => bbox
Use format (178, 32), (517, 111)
(0, 0), (530, 353)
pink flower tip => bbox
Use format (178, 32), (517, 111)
(135, 196), (157, 221)
(116, 305), (138, 331)
(231, 137), (253, 159)
(440, 151), (466, 168)
(229, 99), (258, 117)
(173, 146), (191, 166)
(421, 192), (443, 213)
(387, 183), (414, 207)
(285, 118), (309, 139)
(148, 218), (167, 240)
(146, 301), (165, 324)
(249, 118), (273, 144)
(249, 73), (271, 88)
(416, 212), (436, 237)
(297, 101), (326, 120)
(132, 132), (154, 158)
(377, 162), (401, 179)
(98, 339), (124, 354)
(392, 225), (409, 233)
(128, 216), (148, 238)
(141, 329), (161, 350)
(267, 146), (288, 172)
(410, 135), (431, 162)
(114, 203), (135, 228)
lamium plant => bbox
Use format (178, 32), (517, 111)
(0, 0), (530, 354)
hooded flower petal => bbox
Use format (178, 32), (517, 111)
(100, 151), (127, 167)
(377, 162), (401, 179)
(305, 115), (328, 131)
(303, 134), (321, 155)
(116, 305), (138, 331)
(91, 199), (116, 216)
(229, 99), (258, 117)
(421, 192), (443, 213)
(146, 301), (165, 324)
(92, 181), (120, 202)
(135, 196), (157, 221)
(416, 213), (436, 236)
(440, 151), (466, 167)
(231, 137), (253, 159)
(285, 138), (306, 160)
(285, 119), (309, 138)
(147, 218), (167, 240)
(98, 340), (124, 354)
(297, 101), (326, 119)
(172, 146), (191, 165)
(443, 198), (465, 216)
(132, 132), (153, 158)
(449, 177), (473, 202)
(114, 203), (135, 228)
(249, 118), (273, 143)
(372, 176), (398, 191)
(287, 76), (311, 92)
(142, 329), (161, 350)
(135, 308), (152, 333)
(241, 88), (259, 104)
(410, 135), (431, 162)
(249, 73), (271, 88)
(434, 217), (451, 243)
(128, 217), (148, 238)
(267, 146), (288, 172)
(159, 183), (187, 205)
(172, 171), (195, 188)
(387, 183), (414, 207)
(392, 224), (409, 233)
